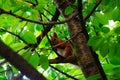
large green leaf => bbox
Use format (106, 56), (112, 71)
(10, 43), (25, 51)
(109, 56), (120, 65)
(109, 44), (120, 65)
(87, 36), (105, 50)
(39, 55), (49, 70)
(100, 43), (109, 57)
(4, 34), (13, 45)
(108, 42), (117, 57)
(95, 12), (108, 24)
(29, 53), (40, 68)
(20, 30), (37, 44)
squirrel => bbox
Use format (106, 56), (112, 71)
(50, 32), (72, 58)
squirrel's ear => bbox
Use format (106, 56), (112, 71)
(54, 32), (58, 38)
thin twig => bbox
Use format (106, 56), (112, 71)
(50, 65), (78, 80)
(0, 8), (78, 25)
(43, 8), (54, 17)
(84, 0), (102, 21)
(0, 28), (28, 44)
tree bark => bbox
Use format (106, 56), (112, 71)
(0, 41), (46, 80)
(54, 0), (106, 79)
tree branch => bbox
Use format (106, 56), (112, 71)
(0, 28), (28, 44)
(49, 55), (77, 64)
(0, 41), (46, 80)
(50, 65), (78, 80)
(0, 8), (77, 25)
(84, 0), (102, 21)
(77, 0), (89, 40)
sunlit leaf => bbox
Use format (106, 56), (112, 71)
(24, 50), (32, 61)
(20, 30), (37, 44)
(10, 43), (25, 51)
(29, 53), (40, 68)
(95, 12), (108, 24)
(4, 34), (13, 45)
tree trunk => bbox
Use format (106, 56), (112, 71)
(54, 0), (107, 79)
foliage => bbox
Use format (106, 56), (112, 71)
(0, 0), (120, 80)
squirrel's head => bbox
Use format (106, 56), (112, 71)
(50, 32), (59, 45)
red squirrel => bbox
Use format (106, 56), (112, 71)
(50, 32), (72, 58)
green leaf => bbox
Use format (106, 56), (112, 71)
(100, 43), (109, 57)
(4, 34), (13, 45)
(87, 36), (105, 50)
(111, 8), (120, 20)
(108, 42), (117, 56)
(87, 74), (101, 80)
(109, 44), (120, 65)
(101, 27), (110, 33)
(39, 55), (49, 70)
(20, 30), (37, 44)
(2, 0), (6, 3)
(65, 6), (74, 15)
(88, 0), (96, 3)
(113, 25), (120, 34)
(39, 37), (49, 48)
(92, 17), (99, 28)
(109, 56), (120, 65)
(95, 12), (108, 24)
(117, 36), (120, 43)
(0, 77), (6, 80)
(0, 66), (4, 73)
(10, 43), (25, 51)
(29, 53), (40, 68)
(24, 50), (32, 61)
(111, 67), (120, 79)
(35, 24), (43, 31)
(101, 0), (110, 5)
